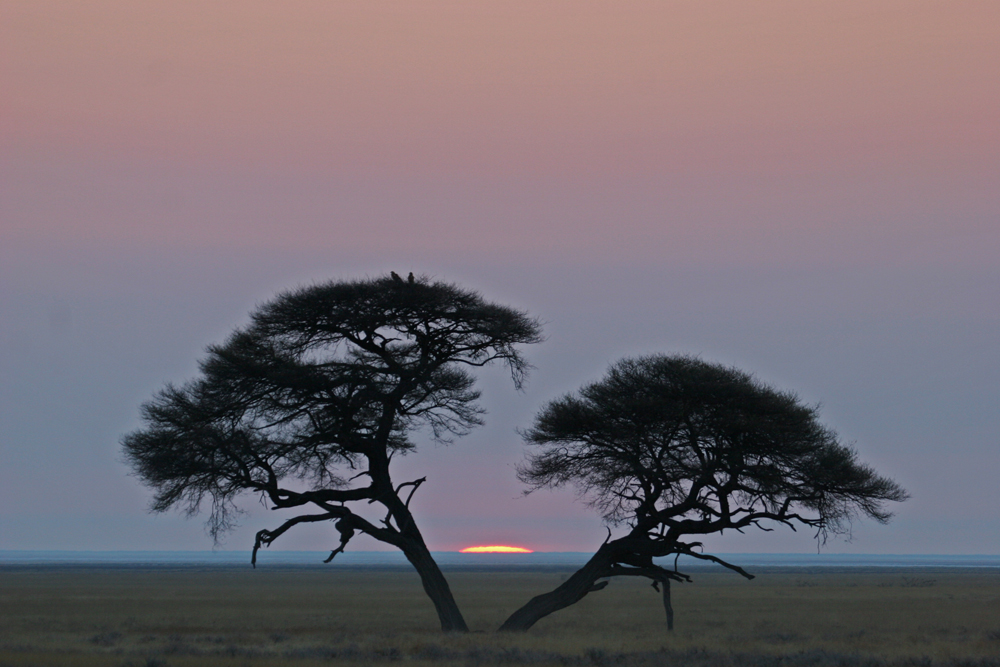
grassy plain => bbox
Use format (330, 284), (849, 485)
(1, 564), (998, 666)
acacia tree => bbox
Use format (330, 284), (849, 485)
(500, 355), (907, 632)
(122, 273), (542, 632)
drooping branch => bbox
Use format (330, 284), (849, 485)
(324, 517), (358, 563)
(252, 512), (338, 567)
(671, 545), (755, 580)
(605, 564), (690, 584)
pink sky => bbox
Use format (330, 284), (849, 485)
(1, 2), (998, 554)
(4, 1), (998, 261)
(5, 1), (998, 173)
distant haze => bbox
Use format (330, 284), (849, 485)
(2, 1), (998, 554)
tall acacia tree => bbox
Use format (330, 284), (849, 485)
(122, 273), (542, 632)
(500, 355), (907, 632)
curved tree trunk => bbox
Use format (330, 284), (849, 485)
(368, 445), (469, 632)
(499, 547), (612, 632)
(400, 535), (469, 632)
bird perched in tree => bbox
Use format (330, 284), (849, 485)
(391, 271), (403, 284)
(408, 272), (415, 284)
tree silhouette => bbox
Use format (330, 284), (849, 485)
(500, 355), (907, 632)
(122, 274), (542, 632)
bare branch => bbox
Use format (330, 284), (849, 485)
(252, 512), (337, 567)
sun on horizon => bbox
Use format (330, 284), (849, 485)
(459, 545), (533, 554)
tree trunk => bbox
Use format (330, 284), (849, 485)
(367, 446), (469, 632)
(395, 521), (468, 632)
(662, 578), (674, 630)
(499, 548), (612, 632)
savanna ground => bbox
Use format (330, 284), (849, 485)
(1, 564), (998, 667)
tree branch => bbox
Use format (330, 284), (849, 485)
(252, 512), (338, 567)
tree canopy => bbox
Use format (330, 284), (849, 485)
(122, 273), (543, 632)
(500, 355), (907, 631)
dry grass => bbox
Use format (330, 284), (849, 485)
(1, 565), (999, 666)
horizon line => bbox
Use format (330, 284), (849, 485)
(2, 549), (998, 556)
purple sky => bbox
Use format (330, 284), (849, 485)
(1, 1), (998, 554)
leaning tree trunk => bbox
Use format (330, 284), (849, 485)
(499, 546), (613, 632)
(399, 534), (469, 632)
(662, 578), (674, 630)
(368, 444), (469, 632)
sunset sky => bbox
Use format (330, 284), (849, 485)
(2, 1), (998, 555)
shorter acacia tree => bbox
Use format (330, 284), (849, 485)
(122, 273), (542, 632)
(500, 355), (908, 632)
